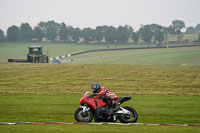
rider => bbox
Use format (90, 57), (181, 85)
(89, 82), (119, 115)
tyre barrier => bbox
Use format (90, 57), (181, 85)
(0, 122), (200, 126)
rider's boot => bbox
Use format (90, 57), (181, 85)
(108, 108), (114, 115)
(107, 107), (114, 120)
(107, 100), (119, 120)
(107, 102), (119, 120)
(113, 101), (120, 112)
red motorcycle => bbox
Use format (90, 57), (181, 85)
(74, 91), (138, 123)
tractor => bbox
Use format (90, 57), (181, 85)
(8, 45), (49, 63)
(27, 46), (48, 63)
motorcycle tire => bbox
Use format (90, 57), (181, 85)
(74, 107), (94, 122)
(118, 106), (138, 123)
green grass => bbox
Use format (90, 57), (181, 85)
(167, 34), (199, 42)
(0, 94), (199, 124)
(1, 124), (199, 133)
(1, 42), (200, 66)
(66, 47), (200, 66)
(0, 42), (138, 62)
(0, 94), (199, 133)
(0, 42), (200, 132)
(0, 64), (200, 95)
(0, 64), (199, 125)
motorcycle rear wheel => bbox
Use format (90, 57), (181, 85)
(74, 107), (94, 122)
(118, 106), (138, 123)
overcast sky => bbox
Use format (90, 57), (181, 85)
(0, 0), (200, 32)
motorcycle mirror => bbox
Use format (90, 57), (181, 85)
(85, 91), (90, 95)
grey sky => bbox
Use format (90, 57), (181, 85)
(0, 0), (200, 32)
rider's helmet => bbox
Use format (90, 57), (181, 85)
(92, 82), (101, 93)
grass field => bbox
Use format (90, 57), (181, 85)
(0, 43), (200, 133)
(0, 94), (199, 124)
(0, 63), (200, 133)
(1, 42), (200, 66)
(0, 42), (138, 62)
(1, 124), (199, 133)
(65, 46), (200, 66)
(167, 34), (199, 42)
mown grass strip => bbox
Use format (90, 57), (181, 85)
(0, 63), (199, 95)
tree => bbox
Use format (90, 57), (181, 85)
(163, 26), (175, 43)
(138, 25), (154, 44)
(81, 28), (94, 43)
(154, 30), (164, 44)
(7, 25), (20, 41)
(58, 22), (69, 42)
(185, 24), (200, 34)
(0, 29), (5, 42)
(197, 34), (200, 41)
(194, 24), (200, 33)
(185, 26), (195, 34)
(164, 25), (175, 34)
(46, 21), (60, 41)
(193, 34), (200, 43)
(172, 20), (185, 32)
(70, 27), (81, 42)
(115, 25), (133, 43)
(38, 20), (60, 42)
(33, 26), (44, 41)
(93, 26), (104, 42)
(104, 26), (117, 43)
(131, 32), (139, 43)
(172, 20), (185, 42)
(150, 24), (164, 44)
(20, 23), (33, 41)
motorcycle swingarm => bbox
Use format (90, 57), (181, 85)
(115, 107), (130, 115)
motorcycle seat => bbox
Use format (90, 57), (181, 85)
(117, 97), (131, 104)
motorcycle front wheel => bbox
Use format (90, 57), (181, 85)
(74, 107), (94, 122)
(118, 106), (138, 123)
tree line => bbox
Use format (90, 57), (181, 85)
(0, 20), (199, 44)
(185, 24), (200, 34)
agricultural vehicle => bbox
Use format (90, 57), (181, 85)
(8, 45), (49, 63)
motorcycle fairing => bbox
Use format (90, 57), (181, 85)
(85, 98), (107, 109)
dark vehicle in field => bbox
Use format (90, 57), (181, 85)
(8, 45), (49, 63)
(74, 91), (138, 123)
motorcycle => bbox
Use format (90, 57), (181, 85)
(74, 91), (138, 123)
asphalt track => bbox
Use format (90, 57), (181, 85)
(0, 122), (200, 126)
